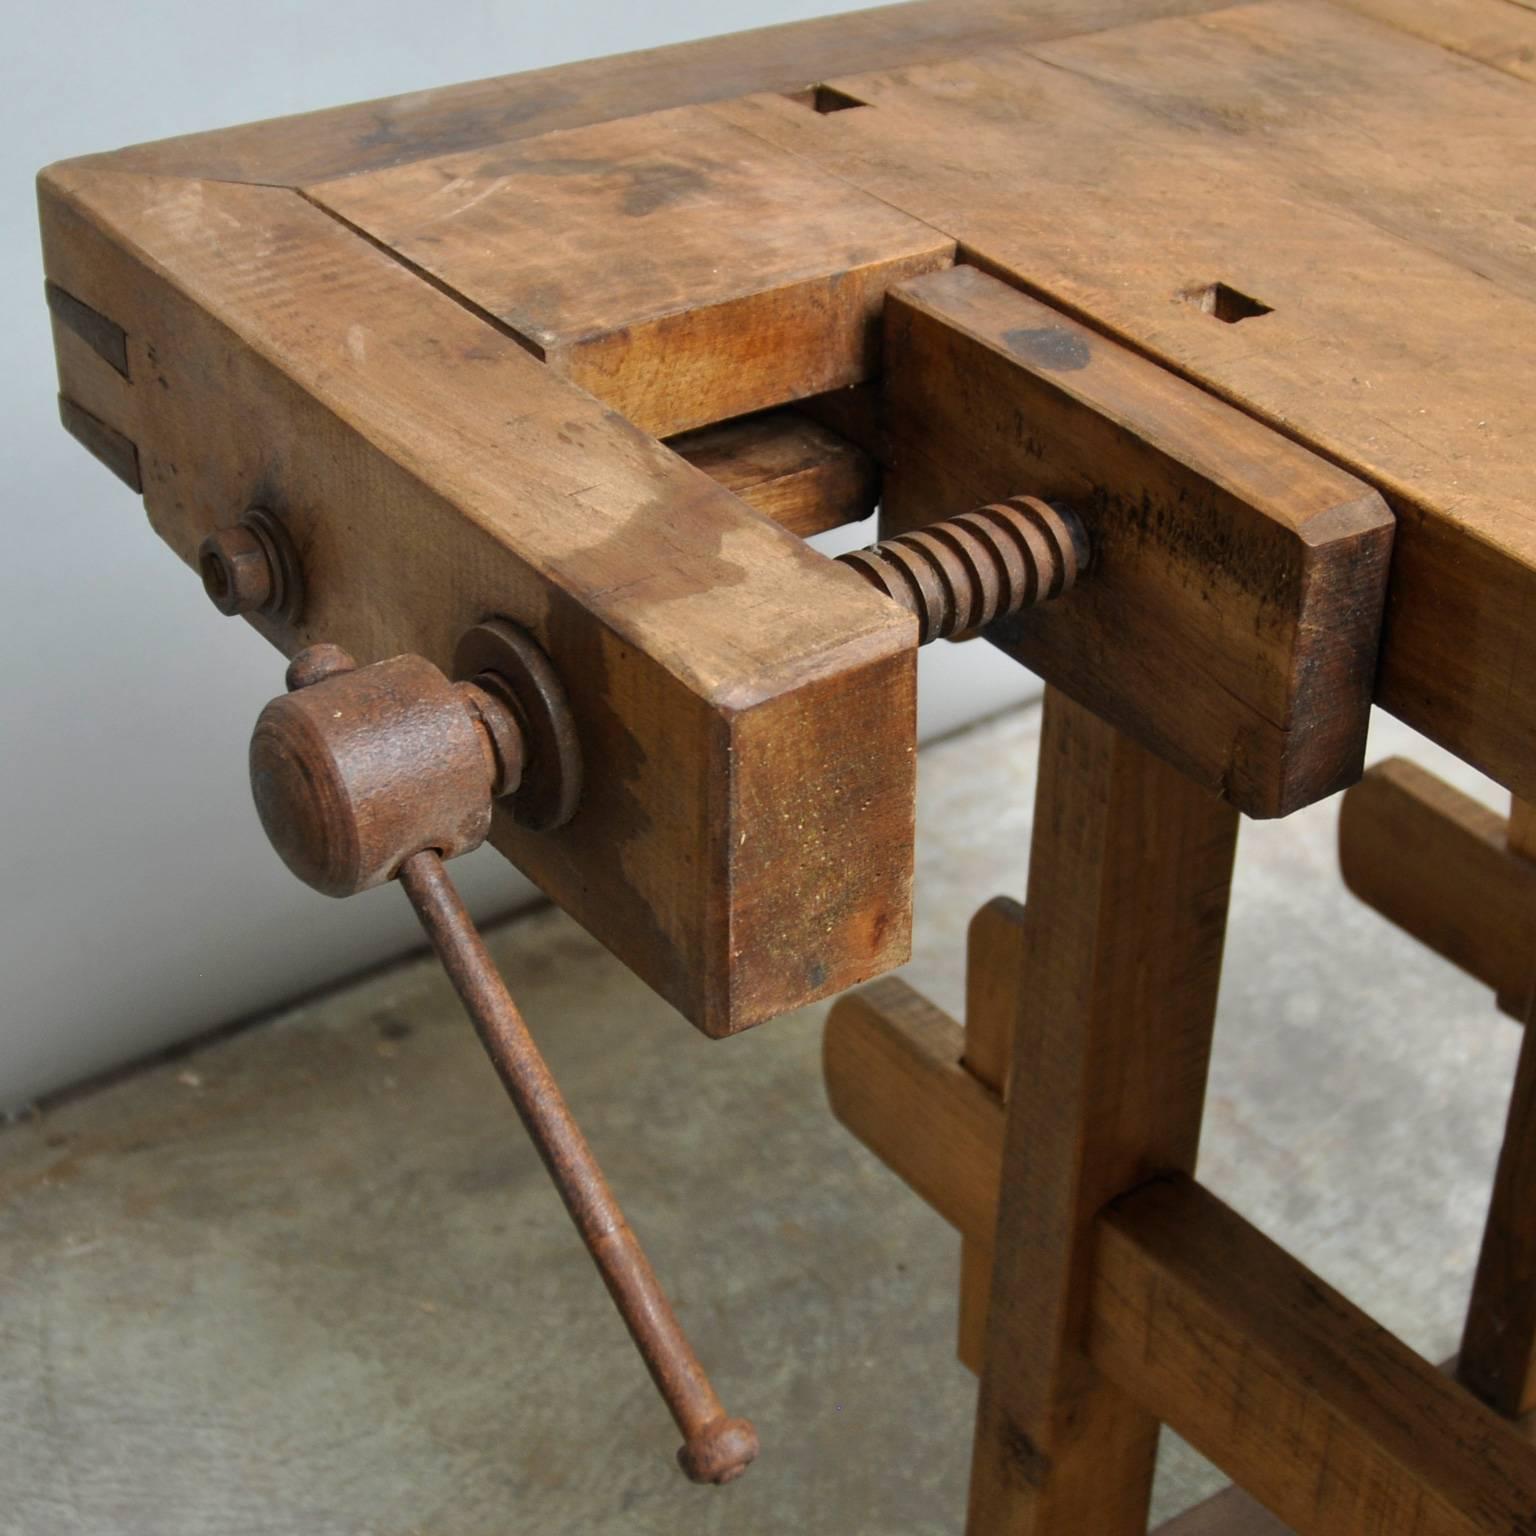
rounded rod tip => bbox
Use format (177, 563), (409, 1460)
(677, 1415), (760, 1485)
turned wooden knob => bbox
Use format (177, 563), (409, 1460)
(250, 647), (521, 897)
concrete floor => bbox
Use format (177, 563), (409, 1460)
(0, 701), (1521, 1535)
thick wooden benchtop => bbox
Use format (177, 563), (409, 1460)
(44, 0), (1536, 797)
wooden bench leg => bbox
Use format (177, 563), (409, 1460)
(964, 686), (1240, 1536)
(1459, 799), (1536, 1417)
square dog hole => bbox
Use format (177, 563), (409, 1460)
(784, 84), (869, 114)
(1185, 282), (1273, 323)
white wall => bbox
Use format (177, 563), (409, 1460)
(1, 0), (1039, 1112)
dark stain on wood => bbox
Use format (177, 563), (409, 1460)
(1003, 326), (1091, 372)
(1000, 1415), (1054, 1489)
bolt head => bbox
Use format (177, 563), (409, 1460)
(199, 525), (274, 616)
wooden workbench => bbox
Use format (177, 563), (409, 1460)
(38, 0), (1536, 1531)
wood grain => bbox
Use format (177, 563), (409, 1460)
(957, 1219), (993, 1378)
(1023, 3), (1536, 302)
(1159, 1361), (1536, 1535)
(1339, 759), (1536, 1009)
(56, 395), (140, 492)
(1331, 757), (1536, 1436)
(668, 410), (878, 537)
(1094, 1176), (1536, 1536)
(64, 0), (1239, 185)
(307, 107), (953, 437)
(881, 265), (1392, 818)
(40, 163), (916, 1038)
(1334, 0), (1536, 85)
(966, 687), (1239, 1536)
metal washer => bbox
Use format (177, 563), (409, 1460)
(453, 618), (582, 832)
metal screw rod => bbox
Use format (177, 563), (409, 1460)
(397, 849), (758, 1485)
(838, 495), (1087, 644)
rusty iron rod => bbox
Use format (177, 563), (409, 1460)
(397, 849), (758, 1485)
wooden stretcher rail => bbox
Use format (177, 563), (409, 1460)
(1340, 758), (1536, 1019)
(1164, 1385), (1536, 1536)
(1095, 1177), (1536, 1536)
(824, 976), (1002, 1243)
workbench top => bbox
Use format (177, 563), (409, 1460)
(49, 0), (1534, 800)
